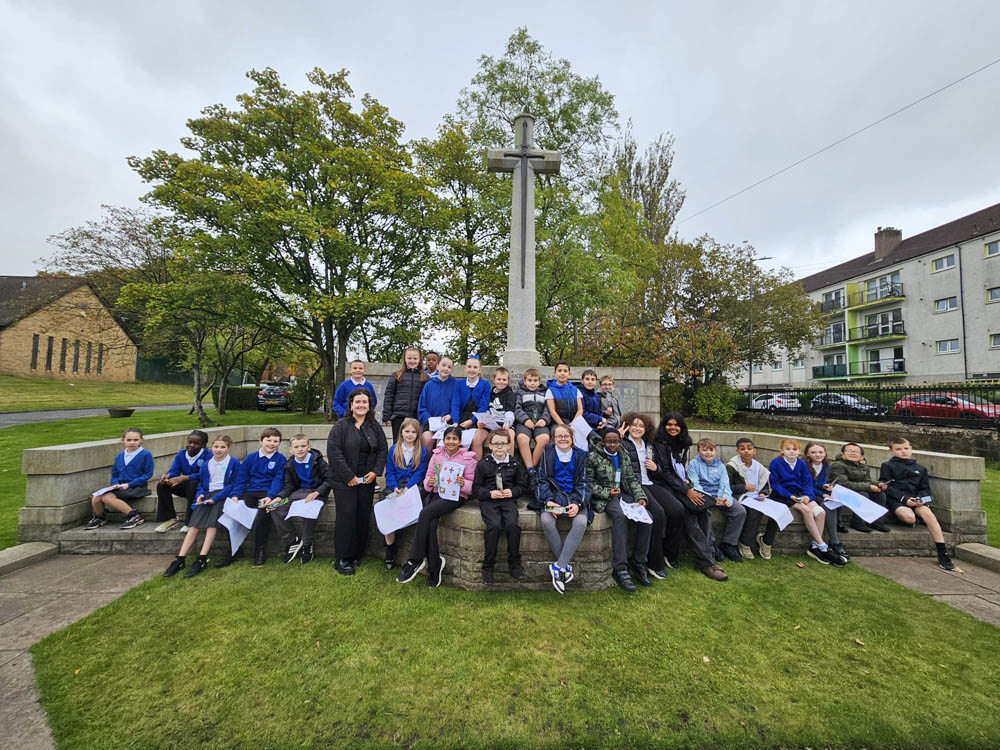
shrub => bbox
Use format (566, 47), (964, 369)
(289, 378), (322, 413)
(211, 385), (260, 411)
(660, 381), (687, 415)
(693, 382), (738, 424)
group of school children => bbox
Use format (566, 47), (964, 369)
(84, 347), (955, 590)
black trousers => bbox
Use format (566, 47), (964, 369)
(648, 483), (686, 566)
(604, 496), (652, 571)
(480, 499), (521, 569)
(333, 483), (376, 561)
(155, 478), (198, 521)
(641, 484), (669, 571)
(650, 482), (714, 570)
(408, 493), (463, 575)
(740, 507), (779, 547)
(390, 416), (407, 443)
(243, 491), (273, 550)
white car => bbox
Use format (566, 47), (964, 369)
(750, 392), (801, 411)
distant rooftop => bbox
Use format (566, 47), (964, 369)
(798, 201), (1000, 293)
(0, 275), (86, 328)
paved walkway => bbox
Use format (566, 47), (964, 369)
(856, 556), (1000, 627)
(0, 555), (171, 749)
(0, 404), (188, 428)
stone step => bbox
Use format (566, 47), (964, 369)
(0, 542), (58, 577)
(955, 542), (1000, 573)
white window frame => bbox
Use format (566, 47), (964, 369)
(931, 254), (955, 273)
(751, 364), (763, 374)
(986, 240), (999, 258)
(864, 271), (901, 302)
(770, 360), (782, 371)
(990, 333), (1000, 349)
(791, 357), (805, 369)
(988, 287), (1000, 304)
(935, 338), (960, 355)
(933, 296), (958, 313)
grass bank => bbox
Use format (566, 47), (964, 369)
(0, 409), (327, 550)
(0, 374), (194, 412)
(32, 558), (1000, 748)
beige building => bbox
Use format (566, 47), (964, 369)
(0, 276), (137, 382)
(738, 202), (1000, 387)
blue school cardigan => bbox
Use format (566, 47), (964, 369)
(450, 378), (491, 425)
(232, 451), (286, 498)
(767, 456), (815, 500)
(166, 448), (208, 482)
(384, 444), (429, 490)
(578, 385), (603, 427)
(110, 449), (154, 488)
(194, 456), (241, 504)
(416, 376), (458, 424)
(332, 379), (378, 418)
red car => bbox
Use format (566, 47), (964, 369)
(893, 393), (1000, 421)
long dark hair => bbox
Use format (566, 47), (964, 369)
(655, 412), (692, 452)
(347, 387), (377, 427)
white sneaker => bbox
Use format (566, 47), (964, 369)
(154, 520), (175, 533)
(738, 543), (754, 560)
(562, 564), (574, 584)
(180, 525), (189, 533)
(549, 563), (565, 594)
(756, 532), (772, 560)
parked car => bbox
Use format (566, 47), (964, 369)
(257, 382), (292, 411)
(893, 393), (1000, 421)
(749, 392), (801, 411)
(810, 392), (887, 416)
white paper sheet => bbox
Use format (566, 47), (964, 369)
(91, 485), (115, 497)
(569, 414), (592, 452)
(825, 485), (889, 524)
(218, 513), (251, 557)
(461, 429), (476, 448)
(740, 494), (794, 531)
(428, 417), (447, 433)
(473, 411), (515, 430)
(619, 500), (653, 525)
(286, 499), (324, 520)
(223, 497), (259, 529)
(437, 461), (466, 501)
(374, 485), (423, 535)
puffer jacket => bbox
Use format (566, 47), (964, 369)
(382, 367), (427, 421)
(515, 380), (548, 425)
(585, 433), (646, 513)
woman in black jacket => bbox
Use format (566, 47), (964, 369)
(382, 347), (428, 441)
(649, 413), (727, 581)
(327, 387), (388, 575)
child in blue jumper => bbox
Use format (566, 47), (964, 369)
(380, 417), (429, 569)
(545, 361), (584, 434)
(452, 356), (491, 429)
(578, 369), (606, 432)
(154, 430), (209, 533)
(86, 427), (153, 530)
(332, 360), (378, 419)
(687, 438), (746, 563)
(417, 356), (457, 452)
(215, 427), (287, 568)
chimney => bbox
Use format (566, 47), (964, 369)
(874, 226), (902, 260)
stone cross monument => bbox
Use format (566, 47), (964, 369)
(487, 113), (561, 370)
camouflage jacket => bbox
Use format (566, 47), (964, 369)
(585, 432), (646, 513)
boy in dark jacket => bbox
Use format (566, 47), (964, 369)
(514, 368), (550, 471)
(271, 434), (331, 565)
(578, 370), (606, 431)
(878, 437), (954, 570)
(586, 430), (651, 592)
(472, 366), (517, 459)
(472, 430), (528, 584)
(828, 443), (890, 533)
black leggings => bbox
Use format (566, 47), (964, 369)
(155, 478), (198, 521)
(650, 482), (714, 570)
(408, 493), (464, 575)
(333, 483), (376, 561)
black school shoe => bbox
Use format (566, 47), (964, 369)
(612, 568), (637, 593)
(837, 520), (849, 534)
(163, 557), (185, 578)
(629, 563), (652, 587)
(482, 568), (494, 585)
(719, 543), (744, 562)
(300, 542), (314, 564)
(869, 521), (891, 533)
(214, 549), (243, 568)
(183, 557), (208, 578)
(713, 542), (724, 563)
(850, 517), (873, 533)
(253, 547), (267, 567)
(832, 543), (851, 562)
(509, 563), (525, 581)
(333, 558), (355, 576)
(824, 548), (847, 567)
(937, 549), (956, 571)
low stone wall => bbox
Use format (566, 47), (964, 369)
(735, 411), (1000, 463)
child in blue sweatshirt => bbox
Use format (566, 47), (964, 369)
(545, 361), (583, 435)
(332, 360), (378, 418)
(86, 427), (153, 530)
(451, 356), (491, 428)
(687, 438), (746, 563)
(163, 435), (240, 579)
(381, 418), (429, 569)
(154, 430), (209, 532)
(417, 356), (458, 452)
(215, 427), (287, 568)
(578, 370), (606, 431)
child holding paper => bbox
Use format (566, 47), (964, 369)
(804, 442), (850, 563)
(578, 369), (606, 432)
(514, 368), (550, 473)
(763, 439), (843, 566)
(879, 436), (954, 570)
(163, 435), (239, 579)
(726, 437), (771, 560)
(527, 424), (592, 593)
(545, 361), (583, 432)
(154, 429), (208, 533)
(215, 427), (287, 568)
(472, 366), (517, 459)
(688, 438), (746, 563)
(397, 426), (477, 588)
(417, 356), (457, 452)
(828, 443), (890, 533)
(382, 418), (429, 569)
(472, 430), (528, 584)
(86, 427), (153, 531)
(618, 412), (669, 581)
(271, 434), (331, 565)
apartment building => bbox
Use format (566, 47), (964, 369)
(737, 202), (1000, 387)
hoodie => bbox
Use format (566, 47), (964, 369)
(515, 379), (548, 425)
(416, 374), (458, 425)
(486, 384), (517, 426)
(545, 379), (581, 423)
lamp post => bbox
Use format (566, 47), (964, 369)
(746, 255), (773, 391)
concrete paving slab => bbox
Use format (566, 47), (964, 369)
(0, 555), (168, 595)
(0, 592), (119, 651)
(0, 652), (55, 749)
(931, 595), (1000, 628)
(0, 594), (56, 626)
(942, 562), (1000, 592)
(855, 557), (995, 596)
(0, 555), (109, 593)
(0, 543), (58, 578)
(0, 649), (24, 668)
(979, 593), (1000, 606)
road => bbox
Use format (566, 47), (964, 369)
(0, 404), (189, 429)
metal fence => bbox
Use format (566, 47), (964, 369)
(739, 381), (1000, 431)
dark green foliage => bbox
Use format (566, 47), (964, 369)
(211, 386), (258, 411)
(660, 381), (687, 415)
(693, 382), (739, 423)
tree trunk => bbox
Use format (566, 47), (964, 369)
(321, 318), (338, 422)
(191, 354), (213, 427)
(218, 377), (229, 415)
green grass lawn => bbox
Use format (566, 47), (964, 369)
(0, 374), (195, 412)
(32, 559), (1000, 749)
(0, 409), (326, 550)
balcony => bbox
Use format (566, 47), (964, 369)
(820, 297), (846, 314)
(815, 332), (847, 349)
(847, 321), (906, 343)
(846, 283), (905, 310)
(812, 358), (907, 380)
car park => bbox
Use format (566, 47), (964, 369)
(257, 382), (292, 411)
(810, 392), (887, 415)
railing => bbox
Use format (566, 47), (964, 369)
(846, 282), (904, 308)
(847, 321), (905, 341)
(815, 331), (846, 348)
(812, 358), (906, 379)
(820, 297), (845, 313)
(740, 381), (1000, 430)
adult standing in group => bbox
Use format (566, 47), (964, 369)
(648, 413), (728, 582)
(326, 388), (388, 576)
(382, 347), (428, 442)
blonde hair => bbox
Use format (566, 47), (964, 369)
(392, 418), (425, 469)
(212, 435), (234, 448)
(289, 433), (310, 445)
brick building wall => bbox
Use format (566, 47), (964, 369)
(0, 287), (137, 382)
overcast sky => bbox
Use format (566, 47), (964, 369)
(2, 0), (999, 281)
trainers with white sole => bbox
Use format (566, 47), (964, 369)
(756, 532), (772, 560)
(738, 543), (754, 560)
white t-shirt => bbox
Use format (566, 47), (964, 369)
(630, 436), (652, 485)
(208, 455), (231, 492)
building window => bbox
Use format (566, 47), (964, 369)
(30, 334), (39, 370)
(45, 336), (54, 371)
(933, 296), (958, 313)
(931, 254), (955, 272)
(751, 364), (763, 374)
(821, 289), (844, 311)
(987, 240), (999, 258)
(936, 338), (960, 354)
(97, 343), (104, 374)
(988, 287), (1000, 304)
(72, 340), (80, 373)
(864, 271), (901, 302)
(59, 338), (67, 372)
(770, 360), (782, 371)
(823, 321), (845, 345)
(792, 357), (805, 369)
(991, 333), (1000, 349)
(85, 342), (92, 373)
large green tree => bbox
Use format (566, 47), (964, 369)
(129, 68), (436, 412)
